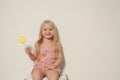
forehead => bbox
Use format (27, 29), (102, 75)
(42, 23), (53, 29)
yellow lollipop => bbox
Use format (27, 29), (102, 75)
(18, 36), (26, 44)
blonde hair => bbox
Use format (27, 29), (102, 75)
(34, 20), (60, 58)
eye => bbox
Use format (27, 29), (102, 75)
(43, 29), (47, 31)
(49, 28), (53, 31)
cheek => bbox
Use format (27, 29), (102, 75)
(42, 31), (45, 35)
(51, 31), (55, 35)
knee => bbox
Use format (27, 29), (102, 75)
(32, 69), (43, 79)
(47, 76), (59, 80)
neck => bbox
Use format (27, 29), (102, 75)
(43, 38), (53, 43)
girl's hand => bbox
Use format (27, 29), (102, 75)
(25, 48), (37, 61)
(35, 58), (40, 62)
(25, 47), (31, 55)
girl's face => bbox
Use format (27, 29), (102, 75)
(42, 23), (54, 39)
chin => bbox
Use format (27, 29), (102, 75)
(45, 36), (53, 39)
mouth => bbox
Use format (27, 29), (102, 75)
(45, 34), (52, 36)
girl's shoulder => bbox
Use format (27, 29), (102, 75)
(56, 41), (63, 50)
(57, 41), (62, 46)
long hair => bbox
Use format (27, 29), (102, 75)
(34, 20), (60, 58)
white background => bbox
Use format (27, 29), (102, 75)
(0, 0), (120, 80)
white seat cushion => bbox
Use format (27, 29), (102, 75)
(24, 73), (67, 80)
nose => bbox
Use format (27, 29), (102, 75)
(46, 31), (50, 34)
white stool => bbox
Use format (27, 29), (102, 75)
(24, 73), (67, 80)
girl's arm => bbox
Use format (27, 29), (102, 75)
(25, 48), (37, 61)
(54, 42), (63, 68)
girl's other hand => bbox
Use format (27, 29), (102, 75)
(48, 64), (56, 70)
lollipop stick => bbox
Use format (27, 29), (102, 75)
(23, 43), (26, 48)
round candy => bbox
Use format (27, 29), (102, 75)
(18, 36), (26, 44)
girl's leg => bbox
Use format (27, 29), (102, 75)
(32, 68), (44, 80)
(46, 70), (59, 80)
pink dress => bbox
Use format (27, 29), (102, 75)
(32, 43), (61, 75)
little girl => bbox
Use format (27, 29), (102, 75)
(25, 20), (63, 80)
